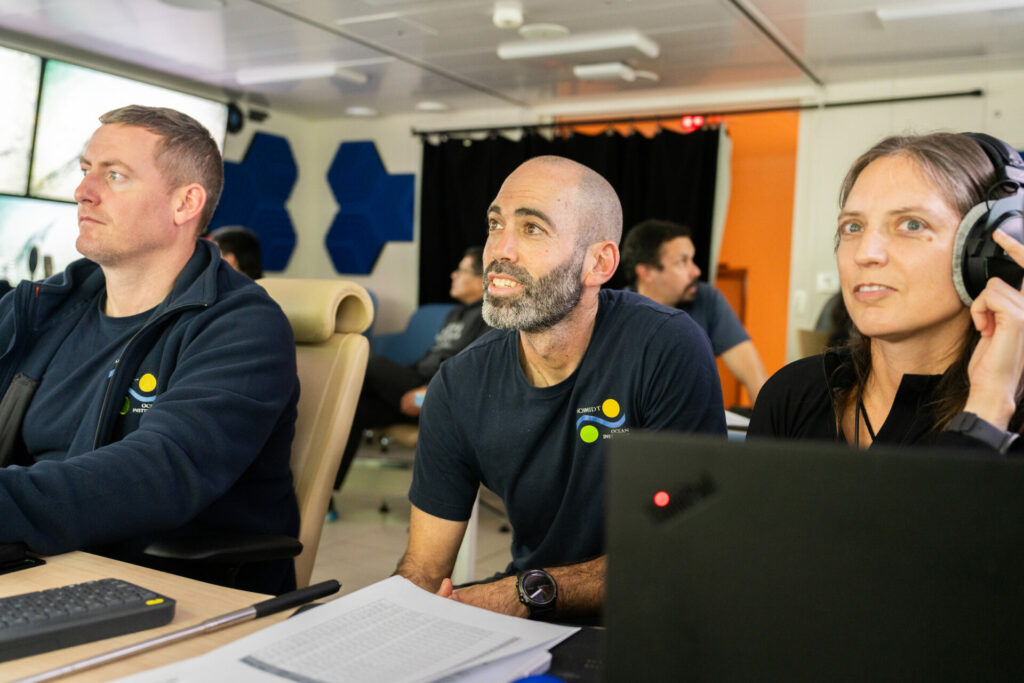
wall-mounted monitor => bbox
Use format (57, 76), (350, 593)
(30, 60), (228, 201)
(0, 46), (42, 196)
(0, 195), (79, 284)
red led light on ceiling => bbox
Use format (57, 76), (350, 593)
(679, 114), (705, 133)
(653, 490), (670, 507)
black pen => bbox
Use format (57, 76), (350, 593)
(15, 579), (341, 683)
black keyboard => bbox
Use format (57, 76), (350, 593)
(0, 578), (175, 662)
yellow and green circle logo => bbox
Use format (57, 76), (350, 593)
(576, 398), (626, 443)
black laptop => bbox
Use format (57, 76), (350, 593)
(605, 433), (1024, 682)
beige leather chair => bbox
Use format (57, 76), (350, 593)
(261, 278), (373, 587)
(145, 279), (372, 590)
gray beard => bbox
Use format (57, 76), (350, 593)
(482, 253), (585, 333)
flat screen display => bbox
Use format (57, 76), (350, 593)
(0, 195), (79, 285)
(0, 46), (42, 195)
(30, 60), (228, 201)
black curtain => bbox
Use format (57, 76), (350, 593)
(418, 127), (720, 304)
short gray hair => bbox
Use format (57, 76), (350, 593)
(99, 105), (223, 233)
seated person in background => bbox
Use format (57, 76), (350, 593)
(396, 156), (725, 621)
(621, 218), (768, 403)
(750, 131), (1024, 453)
(207, 225), (263, 280)
(0, 105), (300, 594)
(331, 246), (489, 494)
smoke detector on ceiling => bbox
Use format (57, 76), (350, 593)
(493, 0), (524, 29)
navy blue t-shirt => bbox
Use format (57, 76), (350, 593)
(680, 282), (749, 355)
(24, 295), (152, 461)
(409, 288), (726, 572)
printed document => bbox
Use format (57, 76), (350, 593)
(116, 576), (578, 683)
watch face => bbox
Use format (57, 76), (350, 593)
(521, 571), (555, 605)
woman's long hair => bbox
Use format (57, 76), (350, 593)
(830, 132), (1024, 434)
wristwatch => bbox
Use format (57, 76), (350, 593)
(947, 411), (1019, 455)
(516, 569), (557, 619)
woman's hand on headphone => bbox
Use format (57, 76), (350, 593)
(964, 228), (1024, 430)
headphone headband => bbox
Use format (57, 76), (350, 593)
(962, 132), (1024, 187)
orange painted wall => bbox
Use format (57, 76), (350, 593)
(716, 111), (799, 405)
(569, 112), (798, 407)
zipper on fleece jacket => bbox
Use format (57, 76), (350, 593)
(91, 302), (207, 450)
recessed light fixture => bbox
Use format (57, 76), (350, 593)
(876, 0), (1024, 22)
(236, 62), (368, 86)
(498, 29), (659, 60)
(345, 106), (378, 117)
(518, 23), (570, 40)
(157, 0), (225, 9)
(415, 101), (449, 112)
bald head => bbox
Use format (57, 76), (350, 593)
(510, 156), (622, 246)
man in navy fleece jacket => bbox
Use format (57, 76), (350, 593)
(0, 106), (299, 594)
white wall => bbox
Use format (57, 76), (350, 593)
(240, 68), (1024, 343)
(787, 68), (1024, 360)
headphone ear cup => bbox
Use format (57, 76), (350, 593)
(952, 202), (990, 306)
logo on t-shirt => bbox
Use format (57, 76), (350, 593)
(121, 372), (158, 415)
(575, 398), (627, 442)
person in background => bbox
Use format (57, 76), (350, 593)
(208, 225), (263, 280)
(621, 218), (768, 404)
(749, 131), (1024, 454)
(0, 105), (299, 594)
(395, 156), (724, 622)
(330, 246), (489, 500)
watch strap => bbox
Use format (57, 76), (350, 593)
(948, 411), (1019, 455)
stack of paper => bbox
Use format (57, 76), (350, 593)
(117, 576), (579, 683)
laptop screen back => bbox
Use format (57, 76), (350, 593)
(605, 433), (1024, 682)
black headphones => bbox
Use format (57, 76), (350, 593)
(952, 132), (1024, 305)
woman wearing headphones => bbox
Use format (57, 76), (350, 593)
(749, 132), (1024, 453)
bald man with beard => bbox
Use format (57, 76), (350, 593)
(395, 156), (725, 622)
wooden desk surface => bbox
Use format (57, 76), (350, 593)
(0, 552), (291, 682)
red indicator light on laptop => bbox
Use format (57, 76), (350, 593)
(653, 491), (670, 507)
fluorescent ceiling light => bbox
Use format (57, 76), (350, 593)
(573, 62), (659, 82)
(334, 12), (399, 26)
(574, 62), (634, 81)
(876, 0), (1024, 22)
(498, 29), (659, 60)
(236, 62), (368, 86)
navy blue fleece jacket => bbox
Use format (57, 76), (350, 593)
(0, 239), (299, 593)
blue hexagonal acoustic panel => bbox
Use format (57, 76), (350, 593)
(326, 141), (414, 275)
(208, 132), (297, 272)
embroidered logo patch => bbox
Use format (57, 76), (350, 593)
(575, 398), (627, 443)
(123, 372), (158, 415)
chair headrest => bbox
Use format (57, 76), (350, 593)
(257, 278), (374, 343)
